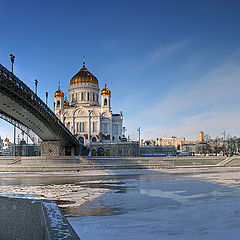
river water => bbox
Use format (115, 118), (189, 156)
(0, 168), (240, 239)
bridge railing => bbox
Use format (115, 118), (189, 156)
(0, 64), (78, 144)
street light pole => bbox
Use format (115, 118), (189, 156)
(88, 110), (92, 145)
(137, 127), (140, 156)
(35, 79), (38, 95)
(10, 54), (16, 157)
(46, 92), (48, 106)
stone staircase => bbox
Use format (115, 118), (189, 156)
(216, 156), (238, 166)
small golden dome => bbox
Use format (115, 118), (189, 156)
(54, 83), (64, 98)
(64, 98), (69, 107)
(4, 138), (9, 143)
(101, 83), (111, 95)
(70, 58), (98, 86)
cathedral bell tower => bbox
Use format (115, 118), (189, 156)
(54, 83), (64, 119)
(101, 83), (111, 112)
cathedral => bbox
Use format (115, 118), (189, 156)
(54, 59), (138, 156)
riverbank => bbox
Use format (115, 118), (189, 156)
(0, 155), (237, 172)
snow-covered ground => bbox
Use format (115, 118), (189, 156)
(1, 168), (240, 239)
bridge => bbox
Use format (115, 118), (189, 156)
(0, 64), (79, 156)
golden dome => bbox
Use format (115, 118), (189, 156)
(4, 138), (9, 143)
(64, 98), (69, 107)
(70, 58), (98, 86)
(54, 83), (64, 98)
(101, 83), (111, 95)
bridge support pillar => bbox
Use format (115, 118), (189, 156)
(41, 141), (65, 156)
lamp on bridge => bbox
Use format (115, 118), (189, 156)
(9, 54), (15, 73)
(35, 79), (38, 95)
(46, 92), (48, 106)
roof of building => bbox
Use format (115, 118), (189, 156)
(101, 83), (111, 95)
(54, 83), (64, 97)
(70, 58), (98, 86)
(63, 98), (69, 107)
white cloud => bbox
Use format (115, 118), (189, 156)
(136, 41), (189, 70)
(128, 49), (240, 140)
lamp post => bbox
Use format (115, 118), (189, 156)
(88, 110), (92, 145)
(46, 92), (48, 106)
(10, 54), (15, 73)
(137, 127), (140, 156)
(35, 79), (38, 95)
(10, 54), (16, 156)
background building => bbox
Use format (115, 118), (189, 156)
(140, 145), (176, 157)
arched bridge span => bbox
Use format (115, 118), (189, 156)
(0, 64), (79, 156)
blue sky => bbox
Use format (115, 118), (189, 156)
(1, 0), (240, 141)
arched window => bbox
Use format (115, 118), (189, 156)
(87, 92), (90, 101)
(57, 101), (60, 107)
(106, 149), (110, 156)
(81, 92), (84, 101)
(97, 147), (104, 156)
(104, 98), (107, 106)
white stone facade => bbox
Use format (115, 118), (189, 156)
(54, 61), (124, 146)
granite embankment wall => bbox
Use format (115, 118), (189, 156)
(0, 196), (80, 240)
(0, 155), (233, 172)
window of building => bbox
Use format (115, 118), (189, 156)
(92, 122), (96, 132)
(81, 92), (84, 101)
(104, 98), (107, 106)
(77, 122), (79, 133)
(57, 101), (60, 107)
(87, 92), (89, 101)
(82, 122), (85, 132)
(104, 123), (108, 133)
(114, 125), (118, 134)
(72, 94), (74, 102)
(93, 93), (95, 102)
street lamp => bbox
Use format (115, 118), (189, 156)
(10, 54), (16, 157)
(46, 92), (48, 105)
(88, 110), (92, 144)
(35, 79), (38, 95)
(10, 54), (15, 73)
(137, 127), (140, 156)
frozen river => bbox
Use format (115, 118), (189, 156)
(68, 168), (240, 240)
(0, 167), (240, 239)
